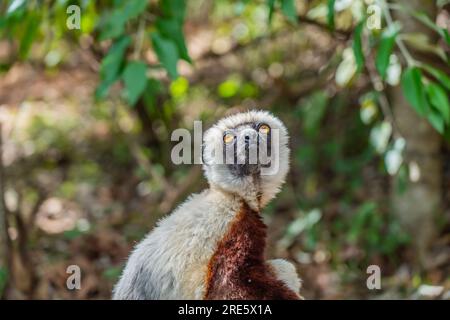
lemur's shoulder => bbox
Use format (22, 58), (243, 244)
(113, 189), (237, 300)
(156, 189), (240, 230)
(143, 188), (243, 299)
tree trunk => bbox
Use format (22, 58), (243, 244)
(390, 0), (442, 265)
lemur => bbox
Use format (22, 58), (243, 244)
(113, 110), (302, 300)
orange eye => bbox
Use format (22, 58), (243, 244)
(258, 124), (270, 134)
(223, 132), (235, 144)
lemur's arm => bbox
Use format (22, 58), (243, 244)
(267, 259), (302, 298)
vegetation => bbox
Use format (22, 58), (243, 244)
(0, 0), (449, 299)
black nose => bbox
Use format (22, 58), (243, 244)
(244, 135), (250, 150)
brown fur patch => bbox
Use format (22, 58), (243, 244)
(204, 202), (299, 300)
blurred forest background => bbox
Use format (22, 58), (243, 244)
(0, 0), (449, 299)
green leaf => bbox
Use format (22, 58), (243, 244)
(170, 76), (189, 99)
(401, 66), (429, 116)
(426, 83), (450, 124)
(281, 0), (297, 23)
(143, 78), (162, 113)
(6, 0), (26, 15)
(442, 29), (450, 46)
(156, 17), (191, 63)
(352, 21), (365, 73)
(267, 0), (276, 25)
(161, 0), (187, 22)
(376, 24), (400, 79)
(422, 64), (450, 91)
(218, 78), (240, 98)
(151, 32), (179, 79)
(327, 0), (335, 30)
(122, 61), (148, 106)
(300, 91), (329, 136)
(348, 202), (377, 243)
(99, 0), (148, 40)
(412, 11), (450, 46)
(428, 110), (445, 133)
(437, 0), (450, 8)
(122, 0), (148, 20)
(0, 266), (8, 297)
(99, 10), (126, 40)
(19, 13), (40, 59)
(0, 16), (6, 29)
(96, 36), (131, 99)
(103, 266), (123, 281)
(63, 228), (84, 240)
(101, 36), (131, 81)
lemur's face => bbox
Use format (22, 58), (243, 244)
(202, 110), (289, 207)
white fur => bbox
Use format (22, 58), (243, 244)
(113, 190), (241, 299)
(267, 259), (302, 293)
(202, 110), (290, 209)
(113, 110), (300, 300)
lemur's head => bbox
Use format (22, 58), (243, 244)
(202, 110), (290, 209)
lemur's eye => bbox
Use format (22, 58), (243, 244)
(258, 124), (271, 134)
(223, 132), (235, 144)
